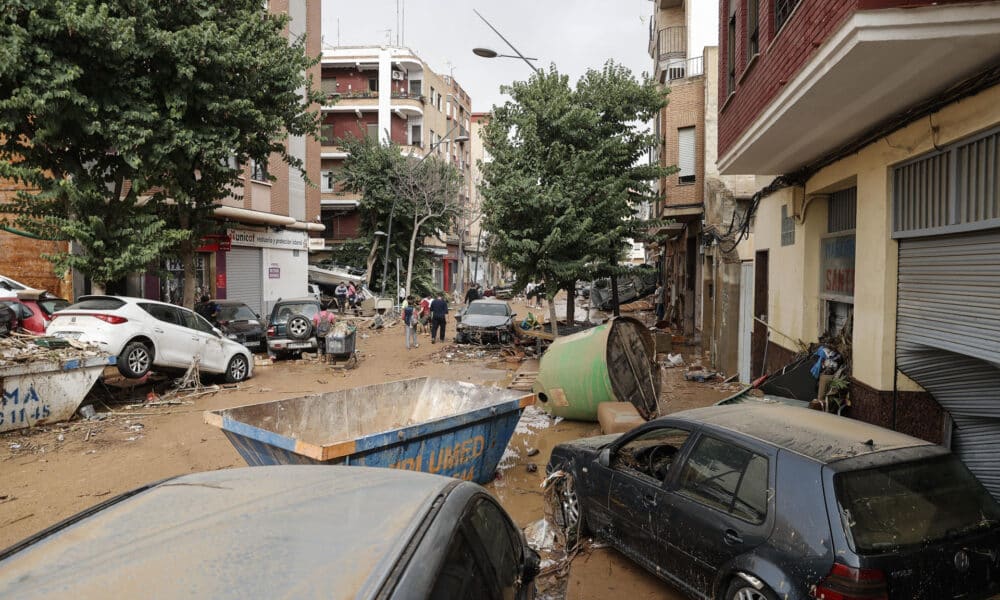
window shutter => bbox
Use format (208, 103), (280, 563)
(678, 127), (695, 179)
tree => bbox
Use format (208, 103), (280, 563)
(479, 62), (670, 333)
(0, 0), (321, 301)
(392, 155), (464, 296)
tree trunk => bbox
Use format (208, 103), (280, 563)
(610, 272), (621, 318)
(178, 210), (197, 307)
(364, 237), (381, 288)
(405, 214), (427, 297)
(548, 296), (559, 337)
(564, 280), (576, 325)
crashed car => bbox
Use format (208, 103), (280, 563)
(213, 300), (266, 353)
(455, 299), (515, 345)
(546, 403), (1000, 600)
(0, 466), (540, 599)
(265, 297), (321, 359)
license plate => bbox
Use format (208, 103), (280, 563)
(287, 342), (313, 349)
(243, 340), (260, 348)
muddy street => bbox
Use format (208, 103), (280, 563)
(0, 299), (733, 599)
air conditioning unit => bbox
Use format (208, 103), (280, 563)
(391, 71), (404, 81)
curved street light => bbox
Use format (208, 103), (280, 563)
(472, 10), (542, 75)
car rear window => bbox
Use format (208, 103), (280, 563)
(271, 302), (319, 323)
(218, 304), (257, 322)
(66, 298), (126, 311)
(38, 299), (69, 316)
(835, 455), (1000, 554)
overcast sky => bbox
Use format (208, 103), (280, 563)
(320, 0), (719, 112)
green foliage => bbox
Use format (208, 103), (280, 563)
(480, 62), (673, 297)
(0, 0), (322, 286)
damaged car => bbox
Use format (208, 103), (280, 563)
(546, 403), (1000, 600)
(455, 299), (515, 345)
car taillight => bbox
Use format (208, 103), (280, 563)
(267, 326), (275, 337)
(814, 563), (888, 600)
(94, 315), (128, 325)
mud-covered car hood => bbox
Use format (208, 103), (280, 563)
(459, 314), (512, 328)
(558, 433), (622, 451)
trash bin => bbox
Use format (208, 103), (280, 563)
(325, 328), (356, 356)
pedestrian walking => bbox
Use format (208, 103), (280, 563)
(334, 282), (348, 314)
(464, 284), (480, 305)
(418, 295), (431, 335)
(403, 296), (419, 350)
(312, 308), (337, 355)
(429, 292), (449, 344)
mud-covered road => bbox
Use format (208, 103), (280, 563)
(0, 298), (740, 598)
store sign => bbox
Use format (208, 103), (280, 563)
(197, 233), (232, 253)
(216, 273), (226, 289)
(821, 235), (855, 298)
(308, 238), (326, 251)
(268, 265), (281, 279)
(228, 228), (308, 251)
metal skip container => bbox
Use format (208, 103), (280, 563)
(532, 316), (660, 421)
(0, 355), (116, 433)
(204, 378), (534, 484)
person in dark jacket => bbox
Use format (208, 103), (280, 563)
(463, 284), (480, 305)
(429, 292), (449, 344)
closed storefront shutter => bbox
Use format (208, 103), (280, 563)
(227, 247), (264, 317)
(897, 230), (1000, 498)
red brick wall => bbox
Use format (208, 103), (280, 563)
(326, 113), (409, 146)
(0, 180), (70, 297)
(323, 67), (372, 95)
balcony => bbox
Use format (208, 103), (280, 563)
(322, 90), (424, 117)
(654, 26), (686, 62)
(720, 3), (1000, 175)
(661, 56), (704, 85)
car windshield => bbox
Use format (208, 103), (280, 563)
(468, 303), (509, 317)
(66, 298), (126, 311)
(272, 302), (319, 323)
(835, 455), (1000, 554)
(218, 304), (257, 322)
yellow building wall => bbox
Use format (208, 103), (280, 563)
(761, 83), (1000, 392)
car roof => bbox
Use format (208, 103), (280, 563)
(212, 299), (251, 305)
(470, 299), (508, 304)
(0, 466), (455, 599)
(668, 404), (932, 463)
(73, 295), (185, 309)
(274, 297), (319, 304)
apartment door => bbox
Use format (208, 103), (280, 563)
(750, 251), (769, 379)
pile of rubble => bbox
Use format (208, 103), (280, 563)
(0, 334), (105, 368)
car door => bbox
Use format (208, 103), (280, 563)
(176, 307), (228, 373)
(138, 303), (195, 367)
(663, 432), (775, 597)
(587, 425), (693, 573)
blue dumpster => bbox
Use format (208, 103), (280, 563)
(205, 377), (535, 484)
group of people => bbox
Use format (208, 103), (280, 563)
(402, 292), (450, 349)
(333, 281), (364, 313)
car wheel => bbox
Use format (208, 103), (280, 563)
(286, 314), (313, 340)
(725, 578), (778, 600)
(225, 354), (250, 383)
(554, 472), (589, 541)
(117, 341), (153, 378)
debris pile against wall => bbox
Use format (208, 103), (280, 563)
(0, 334), (104, 367)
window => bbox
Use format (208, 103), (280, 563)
(365, 123), (378, 140)
(727, 0), (736, 94)
(368, 77), (378, 92)
(320, 170), (335, 193)
(320, 123), (334, 146)
(678, 126), (696, 184)
(678, 436), (768, 524)
(321, 77), (338, 97)
(775, 0), (802, 33)
(613, 427), (691, 483)
(780, 205), (795, 246)
(468, 499), (520, 596)
(410, 124), (422, 147)
(251, 159), (268, 182)
(140, 303), (180, 326)
(428, 530), (492, 599)
(747, 0), (759, 59)
(409, 78), (422, 97)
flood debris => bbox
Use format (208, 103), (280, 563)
(0, 334), (103, 367)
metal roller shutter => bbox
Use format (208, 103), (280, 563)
(227, 247), (264, 317)
(897, 229), (1000, 498)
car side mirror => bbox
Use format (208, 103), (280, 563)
(598, 448), (611, 468)
(212, 327), (223, 338)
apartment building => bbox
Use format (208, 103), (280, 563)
(647, 0), (757, 378)
(317, 46), (473, 292)
(718, 0), (1000, 494)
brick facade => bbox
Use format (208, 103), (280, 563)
(0, 180), (70, 297)
(661, 76), (705, 208)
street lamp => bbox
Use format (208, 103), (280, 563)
(472, 10), (542, 75)
(380, 123), (469, 300)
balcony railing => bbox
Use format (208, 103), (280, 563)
(655, 26), (687, 62)
(662, 56), (704, 83)
(323, 90), (426, 103)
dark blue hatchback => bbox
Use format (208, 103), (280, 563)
(546, 403), (1000, 600)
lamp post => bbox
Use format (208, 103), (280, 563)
(472, 9), (542, 75)
(380, 122), (470, 300)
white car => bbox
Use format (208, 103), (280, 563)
(46, 296), (253, 382)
